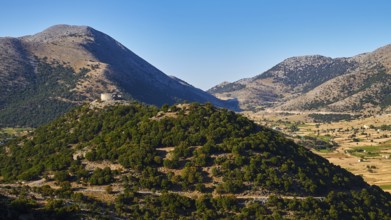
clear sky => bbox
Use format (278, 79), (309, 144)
(1, 0), (391, 90)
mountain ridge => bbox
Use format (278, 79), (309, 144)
(0, 24), (236, 127)
(209, 45), (391, 113)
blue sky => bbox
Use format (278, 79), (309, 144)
(1, 0), (391, 90)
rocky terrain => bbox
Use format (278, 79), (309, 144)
(209, 45), (391, 113)
(0, 25), (236, 127)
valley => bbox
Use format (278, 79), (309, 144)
(243, 111), (391, 193)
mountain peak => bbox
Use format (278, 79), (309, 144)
(0, 24), (235, 127)
(209, 42), (391, 113)
(23, 24), (98, 43)
(281, 55), (333, 66)
(43, 24), (93, 33)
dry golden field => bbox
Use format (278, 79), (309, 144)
(244, 111), (391, 193)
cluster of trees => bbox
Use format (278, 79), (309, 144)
(112, 188), (391, 219)
(0, 102), (390, 218)
(2, 184), (390, 219)
(309, 113), (359, 123)
(297, 135), (336, 151)
(0, 183), (121, 219)
(0, 130), (14, 143)
(0, 58), (88, 127)
(89, 167), (116, 185)
(378, 124), (391, 131)
(257, 187), (391, 220)
(0, 102), (380, 195)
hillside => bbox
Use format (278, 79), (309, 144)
(209, 45), (391, 113)
(0, 25), (236, 127)
(0, 102), (390, 219)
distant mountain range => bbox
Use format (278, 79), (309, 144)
(209, 45), (391, 113)
(2, 24), (391, 128)
(0, 24), (236, 127)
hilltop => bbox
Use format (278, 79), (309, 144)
(209, 45), (391, 113)
(0, 102), (390, 219)
(0, 24), (236, 127)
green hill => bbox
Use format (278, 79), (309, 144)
(0, 102), (390, 219)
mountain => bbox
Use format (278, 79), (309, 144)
(209, 45), (391, 113)
(0, 102), (390, 219)
(0, 24), (236, 127)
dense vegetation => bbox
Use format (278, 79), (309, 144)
(308, 113), (360, 123)
(1, 185), (389, 220)
(0, 58), (88, 127)
(297, 135), (337, 152)
(0, 102), (390, 219)
(378, 124), (391, 131)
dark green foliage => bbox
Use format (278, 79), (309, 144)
(9, 197), (38, 214)
(44, 199), (80, 218)
(298, 135), (336, 151)
(2, 186), (389, 220)
(0, 59), (87, 127)
(0, 185), (113, 219)
(89, 167), (115, 185)
(289, 123), (299, 132)
(0, 102), (390, 219)
(264, 187), (391, 220)
(113, 189), (391, 219)
(309, 113), (360, 123)
(379, 124), (391, 131)
(54, 170), (71, 182)
(0, 102), (380, 194)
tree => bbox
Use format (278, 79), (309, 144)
(289, 124), (299, 132)
(54, 170), (70, 182)
(105, 185), (113, 194)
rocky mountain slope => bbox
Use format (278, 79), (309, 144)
(209, 45), (391, 113)
(0, 102), (390, 219)
(0, 25), (235, 127)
